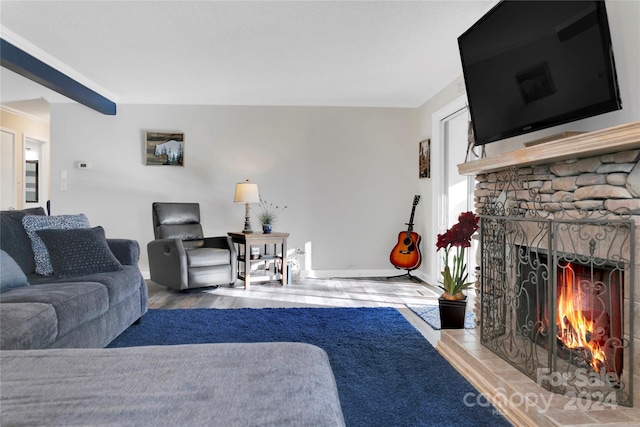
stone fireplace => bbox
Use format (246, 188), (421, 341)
(438, 121), (640, 425)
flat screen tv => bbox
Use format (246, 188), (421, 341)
(458, 0), (622, 146)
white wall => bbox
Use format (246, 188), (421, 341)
(49, 104), (418, 278)
(46, 0), (638, 284)
(415, 77), (467, 284)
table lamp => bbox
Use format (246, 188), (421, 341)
(234, 179), (260, 233)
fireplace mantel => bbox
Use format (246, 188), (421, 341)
(459, 121), (640, 176)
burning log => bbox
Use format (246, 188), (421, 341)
(556, 313), (616, 375)
(560, 315), (578, 342)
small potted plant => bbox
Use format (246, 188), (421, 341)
(436, 211), (479, 328)
(254, 198), (287, 234)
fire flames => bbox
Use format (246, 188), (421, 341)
(556, 263), (607, 373)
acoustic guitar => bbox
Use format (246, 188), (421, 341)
(389, 195), (422, 270)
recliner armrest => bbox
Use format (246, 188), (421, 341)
(147, 239), (189, 290)
(203, 236), (237, 280)
(107, 239), (140, 266)
(203, 236), (234, 251)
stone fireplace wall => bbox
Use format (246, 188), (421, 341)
(471, 141), (640, 408)
(475, 149), (640, 216)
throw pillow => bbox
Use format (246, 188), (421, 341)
(0, 249), (29, 292)
(22, 214), (90, 275)
(35, 226), (122, 278)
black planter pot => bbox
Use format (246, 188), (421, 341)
(438, 297), (467, 329)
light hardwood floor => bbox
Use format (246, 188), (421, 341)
(147, 275), (443, 346)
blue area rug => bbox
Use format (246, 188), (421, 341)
(407, 304), (476, 330)
(108, 308), (510, 427)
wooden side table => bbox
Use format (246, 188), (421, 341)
(227, 232), (289, 289)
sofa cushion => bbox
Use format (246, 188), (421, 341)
(0, 343), (346, 426)
(0, 282), (109, 338)
(22, 214), (90, 275)
(29, 265), (144, 308)
(0, 302), (58, 349)
(36, 227), (122, 278)
(0, 207), (46, 274)
(1, 250), (29, 293)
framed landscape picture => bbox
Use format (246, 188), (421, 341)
(145, 132), (184, 166)
(419, 139), (430, 178)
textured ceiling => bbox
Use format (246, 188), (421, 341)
(0, 0), (495, 112)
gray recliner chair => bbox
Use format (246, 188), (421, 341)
(147, 202), (237, 290)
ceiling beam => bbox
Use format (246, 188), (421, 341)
(0, 38), (116, 115)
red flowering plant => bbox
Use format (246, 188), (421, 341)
(436, 211), (479, 301)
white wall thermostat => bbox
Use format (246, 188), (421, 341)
(76, 161), (92, 169)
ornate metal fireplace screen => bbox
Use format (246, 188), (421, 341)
(478, 168), (634, 407)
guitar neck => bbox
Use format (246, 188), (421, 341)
(406, 209), (416, 233)
(405, 196), (420, 234)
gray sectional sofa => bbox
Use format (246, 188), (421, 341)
(0, 207), (148, 349)
(0, 208), (345, 425)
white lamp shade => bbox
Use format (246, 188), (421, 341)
(234, 180), (260, 204)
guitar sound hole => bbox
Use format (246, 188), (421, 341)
(403, 238), (412, 246)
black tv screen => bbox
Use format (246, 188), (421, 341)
(458, 0), (622, 146)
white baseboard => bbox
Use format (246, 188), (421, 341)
(304, 269), (428, 283)
(141, 268), (431, 284)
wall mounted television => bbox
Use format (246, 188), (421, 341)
(458, 0), (622, 146)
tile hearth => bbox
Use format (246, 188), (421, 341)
(437, 329), (640, 426)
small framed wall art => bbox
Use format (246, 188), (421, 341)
(419, 138), (430, 179)
(145, 132), (184, 166)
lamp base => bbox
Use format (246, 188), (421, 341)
(242, 214), (253, 234)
